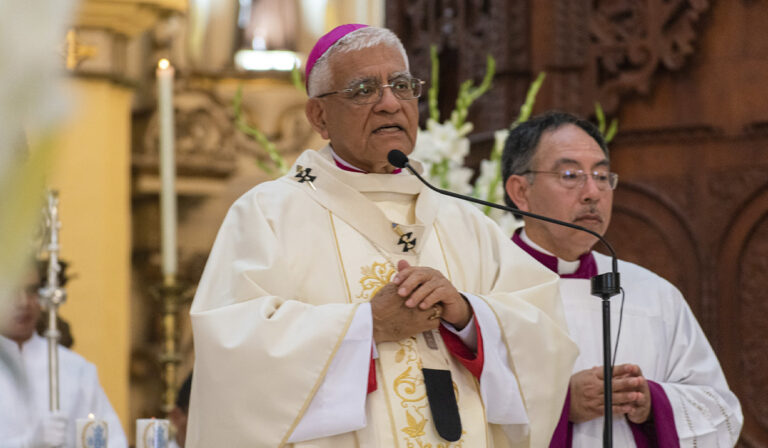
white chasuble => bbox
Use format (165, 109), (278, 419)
(187, 147), (578, 448)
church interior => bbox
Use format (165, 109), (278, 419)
(2, 0), (767, 446)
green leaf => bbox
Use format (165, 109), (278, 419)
(604, 118), (619, 143)
(291, 65), (306, 95)
(595, 102), (606, 134)
(429, 45), (440, 122)
(233, 84), (289, 176)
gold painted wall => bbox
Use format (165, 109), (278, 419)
(47, 78), (132, 435)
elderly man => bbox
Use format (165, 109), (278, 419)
(187, 25), (577, 447)
(0, 262), (127, 447)
(502, 111), (743, 447)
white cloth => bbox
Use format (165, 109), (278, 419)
(562, 252), (743, 447)
(188, 147), (578, 447)
(0, 334), (127, 448)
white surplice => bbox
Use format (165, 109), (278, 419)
(0, 334), (127, 447)
(557, 250), (743, 447)
(187, 147), (578, 447)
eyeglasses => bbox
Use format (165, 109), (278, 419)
(520, 169), (619, 190)
(315, 76), (425, 105)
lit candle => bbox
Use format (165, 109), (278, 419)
(136, 418), (170, 448)
(76, 413), (109, 448)
(156, 58), (177, 279)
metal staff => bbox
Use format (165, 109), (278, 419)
(38, 190), (67, 412)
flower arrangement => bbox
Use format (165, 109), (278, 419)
(410, 46), (546, 235)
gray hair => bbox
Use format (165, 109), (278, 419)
(307, 26), (410, 97)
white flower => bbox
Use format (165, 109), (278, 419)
(446, 166), (474, 196)
(473, 159), (504, 204)
(413, 119), (472, 166)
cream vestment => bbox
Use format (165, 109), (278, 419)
(188, 147), (578, 447)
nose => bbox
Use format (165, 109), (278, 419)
(579, 174), (603, 203)
(373, 85), (401, 113)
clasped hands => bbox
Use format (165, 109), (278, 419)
(569, 364), (652, 425)
(371, 260), (472, 343)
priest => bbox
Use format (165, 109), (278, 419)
(502, 111), (743, 447)
(187, 25), (578, 447)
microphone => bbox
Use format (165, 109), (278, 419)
(388, 149), (621, 447)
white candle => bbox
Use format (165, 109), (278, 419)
(156, 58), (177, 278)
(76, 413), (109, 448)
(136, 418), (170, 448)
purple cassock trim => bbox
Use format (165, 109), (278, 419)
(513, 231), (680, 446)
(549, 388), (573, 447)
(628, 380), (681, 448)
(511, 229), (597, 279)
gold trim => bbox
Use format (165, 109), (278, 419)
(279, 302), (362, 447)
(329, 211), (352, 303)
(434, 224), (453, 281)
(375, 357), (402, 448)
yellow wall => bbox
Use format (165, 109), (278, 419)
(47, 78), (131, 435)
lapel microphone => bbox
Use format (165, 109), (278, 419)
(388, 149), (621, 448)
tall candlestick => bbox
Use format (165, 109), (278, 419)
(156, 58), (177, 278)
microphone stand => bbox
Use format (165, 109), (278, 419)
(393, 153), (620, 447)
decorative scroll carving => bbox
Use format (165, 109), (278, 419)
(587, 0), (711, 114)
(135, 89), (238, 178)
(739, 216), (768, 428)
(386, 0), (529, 131)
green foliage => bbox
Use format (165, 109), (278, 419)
(291, 65), (306, 95)
(428, 45), (440, 123)
(450, 54), (496, 129)
(233, 86), (289, 176)
(480, 72), (546, 215)
(594, 102), (619, 143)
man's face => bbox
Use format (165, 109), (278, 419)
(1, 269), (41, 344)
(306, 44), (419, 173)
(506, 124), (614, 260)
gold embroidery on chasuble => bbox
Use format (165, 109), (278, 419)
(357, 262), (396, 300)
(330, 214), (488, 446)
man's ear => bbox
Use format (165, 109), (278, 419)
(305, 98), (330, 140)
(505, 175), (531, 212)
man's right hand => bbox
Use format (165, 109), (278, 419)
(569, 366), (606, 423)
(30, 412), (68, 447)
(371, 283), (440, 343)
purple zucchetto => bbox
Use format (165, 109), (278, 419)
(305, 23), (369, 90)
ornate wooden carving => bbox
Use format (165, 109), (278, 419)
(584, 0), (711, 114)
(386, 0), (530, 132)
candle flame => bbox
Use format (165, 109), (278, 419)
(88, 413), (95, 419)
(158, 59), (170, 70)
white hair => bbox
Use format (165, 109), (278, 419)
(307, 26), (410, 97)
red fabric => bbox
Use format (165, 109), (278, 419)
(367, 345), (377, 394)
(438, 316), (485, 379)
(366, 316), (485, 394)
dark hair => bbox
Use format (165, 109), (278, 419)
(501, 111), (609, 208)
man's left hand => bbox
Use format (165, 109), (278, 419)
(598, 363), (652, 424)
(392, 260), (472, 330)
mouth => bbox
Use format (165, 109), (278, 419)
(373, 124), (404, 134)
(574, 213), (603, 224)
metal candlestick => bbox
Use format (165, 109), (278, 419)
(38, 190), (67, 412)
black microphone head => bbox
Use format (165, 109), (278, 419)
(387, 150), (409, 168)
